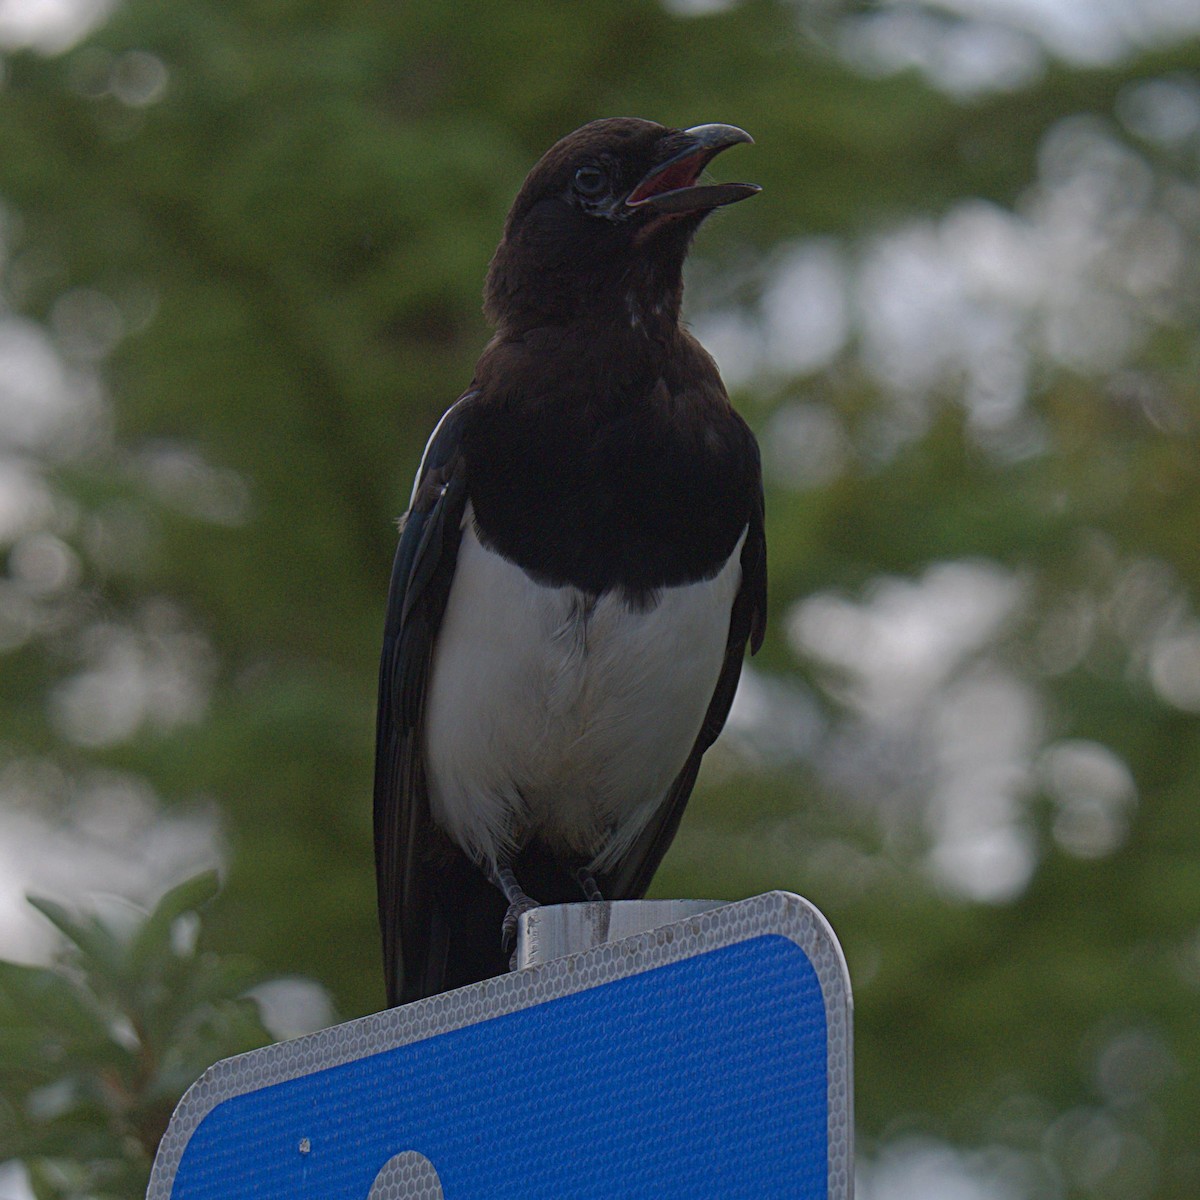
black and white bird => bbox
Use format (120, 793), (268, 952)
(374, 118), (766, 1006)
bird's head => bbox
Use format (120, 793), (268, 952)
(484, 118), (758, 334)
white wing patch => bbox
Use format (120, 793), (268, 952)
(424, 503), (744, 874)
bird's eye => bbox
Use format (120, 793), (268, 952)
(573, 165), (607, 197)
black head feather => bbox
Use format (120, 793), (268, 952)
(484, 118), (757, 333)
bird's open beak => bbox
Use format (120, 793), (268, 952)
(625, 124), (760, 215)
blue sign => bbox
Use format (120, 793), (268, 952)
(148, 892), (852, 1199)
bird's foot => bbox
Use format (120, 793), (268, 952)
(501, 894), (540, 962)
(492, 863), (540, 959)
(574, 868), (604, 903)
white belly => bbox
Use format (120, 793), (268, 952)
(424, 504), (744, 873)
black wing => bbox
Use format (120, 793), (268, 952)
(374, 396), (472, 1007)
(601, 465), (767, 900)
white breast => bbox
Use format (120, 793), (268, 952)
(424, 503), (744, 874)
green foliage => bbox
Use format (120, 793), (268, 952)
(0, 875), (273, 1199)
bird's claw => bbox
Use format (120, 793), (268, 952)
(574, 868), (604, 902)
(501, 894), (540, 957)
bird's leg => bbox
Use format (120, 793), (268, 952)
(492, 862), (540, 955)
(574, 868), (604, 902)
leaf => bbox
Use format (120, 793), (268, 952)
(126, 872), (221, 979)
(0, 962), (115, 1056)
(24, 899), (128, 990)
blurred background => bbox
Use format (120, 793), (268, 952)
(0, 0), (1198, 1196)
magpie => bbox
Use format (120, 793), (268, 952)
(374, 118), (766, 1006)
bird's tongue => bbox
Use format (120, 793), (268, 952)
(626, 154), (704, 205)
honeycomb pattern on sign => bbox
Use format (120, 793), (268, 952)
(148, 891), (852, 1198)
(367, 1151), (444, 1200)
